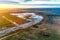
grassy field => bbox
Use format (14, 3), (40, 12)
(0, 13), (28, 29)
(1, 16), (60, 40)
(0, 11), (60, 40)
(0, 16), (15, 29)
(2, 23), (60, 40)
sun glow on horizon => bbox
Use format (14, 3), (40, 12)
(0, 3), (59, 9)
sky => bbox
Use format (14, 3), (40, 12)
(0, 0), (60, 4)
(0, 0), (60, 8)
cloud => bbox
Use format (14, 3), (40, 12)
(20, 1), (60, 4)
(0, 0), (60, 4)
(0, 0), (60, 8)
(0, 3), (60, 8)
(0, 0), (19, 2)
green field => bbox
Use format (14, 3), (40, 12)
(2, 15), (60, 40)
(0, 11), (60, 40)
(0, 13), (29, 30)
(0, 16), (15, 29)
